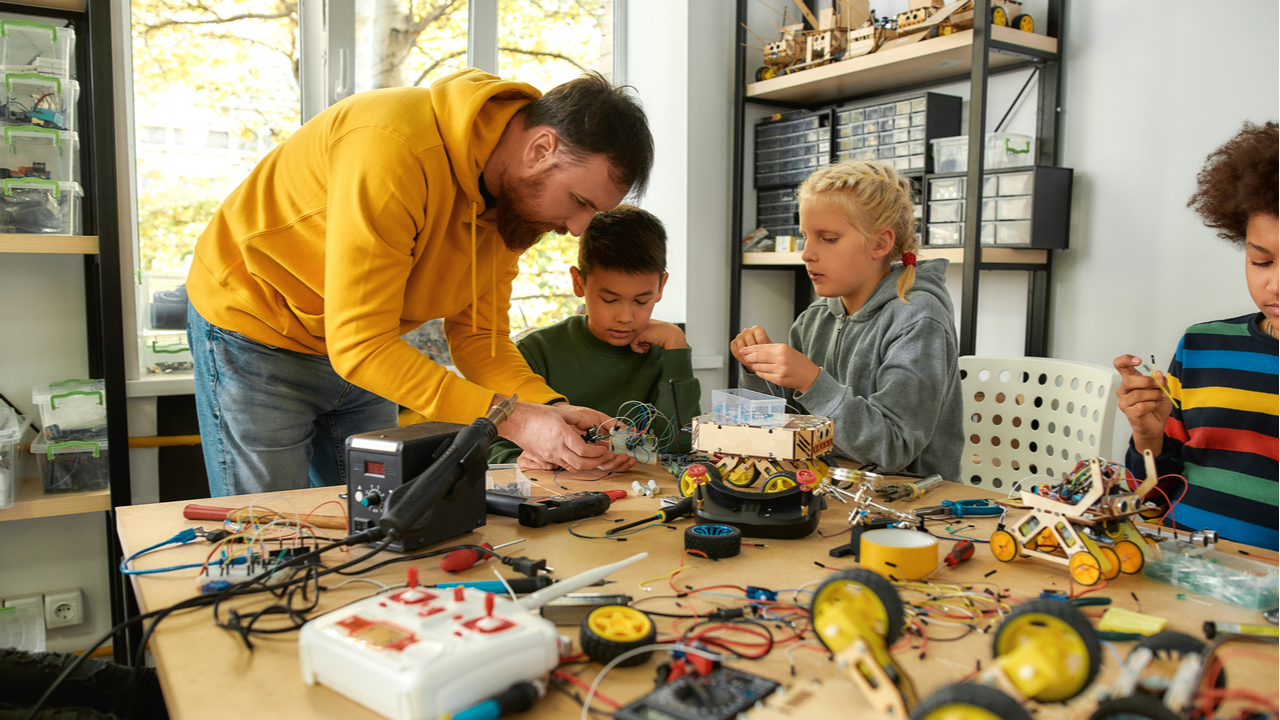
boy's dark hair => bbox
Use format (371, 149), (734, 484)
(578, 205), (667, 278)
(1187, 121), (1279, 247)
(517, 71), (654, 198)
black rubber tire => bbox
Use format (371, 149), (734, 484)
(755, 66), (767, 82)
(579, 606), (657, 667)
(685, 523), (742, 559)
(1087, 693), (1182, 720)
(1011, 13), (1034, 32)
(992, 599), (1102, 702)
(1136, 630), (1226, 688)
(811, 568), (905, 649)
(910, 682), (1033, 720)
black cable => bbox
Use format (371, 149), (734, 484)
(0, 391), (40, 437)
(994, 66), (1040, 134)
(332, 542), (509, 576)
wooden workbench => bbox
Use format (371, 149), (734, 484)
(115, 464), (1277, 720)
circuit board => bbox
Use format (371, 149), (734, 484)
(613, 666), (780, 720)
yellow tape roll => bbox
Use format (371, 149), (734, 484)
(860, 528), (939, 581)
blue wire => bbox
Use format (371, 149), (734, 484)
(119, 528), (201, 575)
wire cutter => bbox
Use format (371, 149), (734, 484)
(914, 498), (1002, 519)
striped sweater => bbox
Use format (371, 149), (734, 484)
(1126, 313), (1278, 550)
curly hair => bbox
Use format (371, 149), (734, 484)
(1187, 121), (1278, 247)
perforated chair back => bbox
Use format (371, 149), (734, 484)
(959, 356), (1120, 493)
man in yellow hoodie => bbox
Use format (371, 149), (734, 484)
(186, 69), (652, 497)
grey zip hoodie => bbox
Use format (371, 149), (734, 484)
(743, 258), (963, 481)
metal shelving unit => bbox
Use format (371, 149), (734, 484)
(729, 0), (1067, 367)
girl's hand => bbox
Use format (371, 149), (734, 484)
(730, 325), (772, 372)
(737, 343), (821, 393)
(1114, 354), (1171, 455)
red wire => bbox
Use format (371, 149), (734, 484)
(551, 670), (622, 709)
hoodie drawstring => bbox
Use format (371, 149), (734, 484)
(471, 201), (498, 358)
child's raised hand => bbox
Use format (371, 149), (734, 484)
(630, 319), (688, 354)
(730, 325), (773, 371)
(1113, 354), (1171, 455)
(738, 343), (821, 393)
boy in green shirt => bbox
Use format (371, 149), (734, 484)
(487, 205), (702, 469)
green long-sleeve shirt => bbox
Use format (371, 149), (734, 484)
(486, 315), (702, 463)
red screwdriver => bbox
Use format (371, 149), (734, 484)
(926, 539), (975, 579)
(440, 539), (525, 573)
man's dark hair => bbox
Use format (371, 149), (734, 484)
(1187, 121), (1278, 247)
(518, 71), (654, 198)
(578, 205), (667, 278)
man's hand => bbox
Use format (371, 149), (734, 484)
(730, 325), (773, 373)
(497, 399), (633, 472)
(630, 319), (688, 354)
(737, 343), (821, 393)
(1114, 354), (1171, 455)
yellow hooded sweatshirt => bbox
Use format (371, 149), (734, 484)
(186, 69), (564, 424)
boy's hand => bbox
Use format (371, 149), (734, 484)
(497, 400), (630, 471)
(730, 325), (773, 373)
(738, 343), (821, 393)
(1114, 354), (1171, 455)
(630, 319), (688, 354)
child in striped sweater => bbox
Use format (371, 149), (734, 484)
(1115, 121), (1278, 549)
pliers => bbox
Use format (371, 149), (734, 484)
(914, 498), (1002, 519)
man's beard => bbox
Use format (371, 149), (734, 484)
(495, 166), (558, 252)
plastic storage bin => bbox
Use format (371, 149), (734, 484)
(998, 171), (1034, 196)
(711, 388), (784, 428)
(930, 200), (963, 223)
(995, 220), (1031, 245)
(31, 435), (109, 493)
(141, 333), (193, 374)
(0, 20), (73, 77)
(2, 127), (77, 182)
(0, 407), (23, 510)
(0, 178), (81, 234)
(928, 223), (962, 245)
(930, 133), (1035, 173)
(1144, 543), (1278, 611)
(997, 196), (1033, 220)
(32, 378), (106, 440)
(1, 72), (78, 131)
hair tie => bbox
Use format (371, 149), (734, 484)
(902, 252), (917, 267)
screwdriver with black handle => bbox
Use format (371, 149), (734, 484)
(605, 496), (695, 536)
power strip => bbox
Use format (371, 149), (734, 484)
(196, 546), (316, 591)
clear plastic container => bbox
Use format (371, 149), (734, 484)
(908, 154), (924, 170)
(911, 98), (927, 113)
(995, 220), (1031, 245)
(1, 72), (78, 132)
(894, 115), (912, 130)
(997, 196), (1033, 220)
(877, 145), (896, 160)
(909, 126), (925, 141)
(1144, 543), (1279, 611)
(32, 378), (106, 440)
(863, 133), (878, 147)
(1, 127), (77, 182)
(981, 222), (996, 244)
(838, 148), (876, 162)
(0, 178), (81, 234)
(0, 407), (23, 510)
(864, 105), (881, 120)
(911, 111), (925, 127)
(982, 175), (999, 197)
(31, 435), (109, 494)
(895, 101), (911, 115)
(894, 142), (911, 157)
(141, 333), (193, 374)
(893, 157), (911, 171)
(930, 199), (964, 223)
(930, 133), (1036, 173)
(712, 388), (784, 427)
(928, 222), (962, 245)
(999, 171), (1035, 196)
(0, 604), (45, 652)
(0, 21), (73, 78)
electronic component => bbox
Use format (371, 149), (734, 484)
(613, 665), (780, 720)
(484, 489), (623, 528)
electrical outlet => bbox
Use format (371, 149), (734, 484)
(44, 589), (82, 629)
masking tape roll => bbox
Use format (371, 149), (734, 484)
(860, 528), (939, 581)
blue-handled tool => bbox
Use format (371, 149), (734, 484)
(915, 498), (1002, 518)
(430, 576), (554, 594)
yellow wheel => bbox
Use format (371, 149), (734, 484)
(910, 683), (1033, 720)
(678, 461), (720, 497)
(580, 605), (657, 666)
(723, 463), (759, 487)
(991, 6), (1008, 26)
(1096, 545), (1121, 581)
(1069, 551), (1103, 587)
(1114, 539), (1145, 575)
(1013, 13), (1034, 32)
(992, 599), (1102, 702)
(762, 471), (798, 493)
(811, 568), (904, 652)
(990, 529), (1020, 563)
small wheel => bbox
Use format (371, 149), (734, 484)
(678, 461), (721, 497)
(811, 568), (905, 652)
(1012, 13), (1034, 32)
(1114, 539), (1145, 574)
(991, 6), (1008, 26)
(1069, 551), (1103, 587)
(755, 66), (767, 82)
(761, 65), (778, 81)
(1088, 693), (1182, 720)
(1097, 545), (1121, 581)
(723, 463), (759, 487)
(911, 683), (1032, 720)
(762, 470), (798, 493)
(990, 529), (1020, 563)
(993, 599), (1102, 702)
(580, 605), (657, 667)
(685, 524), (742, 559)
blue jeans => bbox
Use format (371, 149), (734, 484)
(188, 302), (397, 497)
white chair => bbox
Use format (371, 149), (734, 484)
(959, 356), (1121, 493)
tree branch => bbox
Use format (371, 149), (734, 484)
(140, 9), (294, 33)
(498, 46), (588, 72)
(413, 48), (467, 87)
